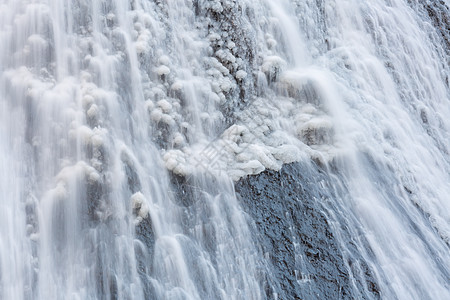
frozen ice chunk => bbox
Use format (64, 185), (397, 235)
(163, 150), (187, 175)
(210, 2), (223, 13)
(131, 192), (149, 224)
(82, 95), (95, 108)
(262, 56), (286, 79)
(150, 108), (163, 122)
(88, 170), (101, 183)
(208, 33), (221, 42)
(236, 70), (247, 80)
(91, 132), (105, 148)
(87, 104), (99, 119)
(272, 145), (302, 163)
(158, 55), (170, 66)
(155, 65), (170, 76)
(173, 133), (185, 147)
(227, 41), (236, 50)
(171, 81), (184, 92)
(220, 79), (233, 93)
(298, 117), (334, 145)
(157, 99), (172, 113)
(161, 114), (175, 126)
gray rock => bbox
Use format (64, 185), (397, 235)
(235, 162), (380, 300)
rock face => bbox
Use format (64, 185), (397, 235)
(418, 0), (450, 54)
(235, 162), (380, 300)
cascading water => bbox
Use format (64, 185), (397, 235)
(0, 0), (449, 299)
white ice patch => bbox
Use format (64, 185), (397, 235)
(87, 104), (99, 119)
(158, 55), (171, 66)
(150, 108), (163, 122)
(161, 84), (333, 181)
(155, 65), (170, 76)
(131, 192), (149, 225)
(236, 70), (247, 80)
(261, 56), (286, 76)
(157, 99), (173, 113)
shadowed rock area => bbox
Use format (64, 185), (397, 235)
(235, 162), (380, 300)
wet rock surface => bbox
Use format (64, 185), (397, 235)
(419, 0), (449, 53)
(235, 162), (380, 300)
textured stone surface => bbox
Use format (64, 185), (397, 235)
(235, 162), (380, 299)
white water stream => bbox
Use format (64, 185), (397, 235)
(0, 0), (449, 299)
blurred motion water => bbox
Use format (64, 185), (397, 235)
(0, 0), (449, 299)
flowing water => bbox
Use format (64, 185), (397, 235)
(0, 0), (449, 299)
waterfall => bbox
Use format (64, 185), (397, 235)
(0, 0), (449, 299)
